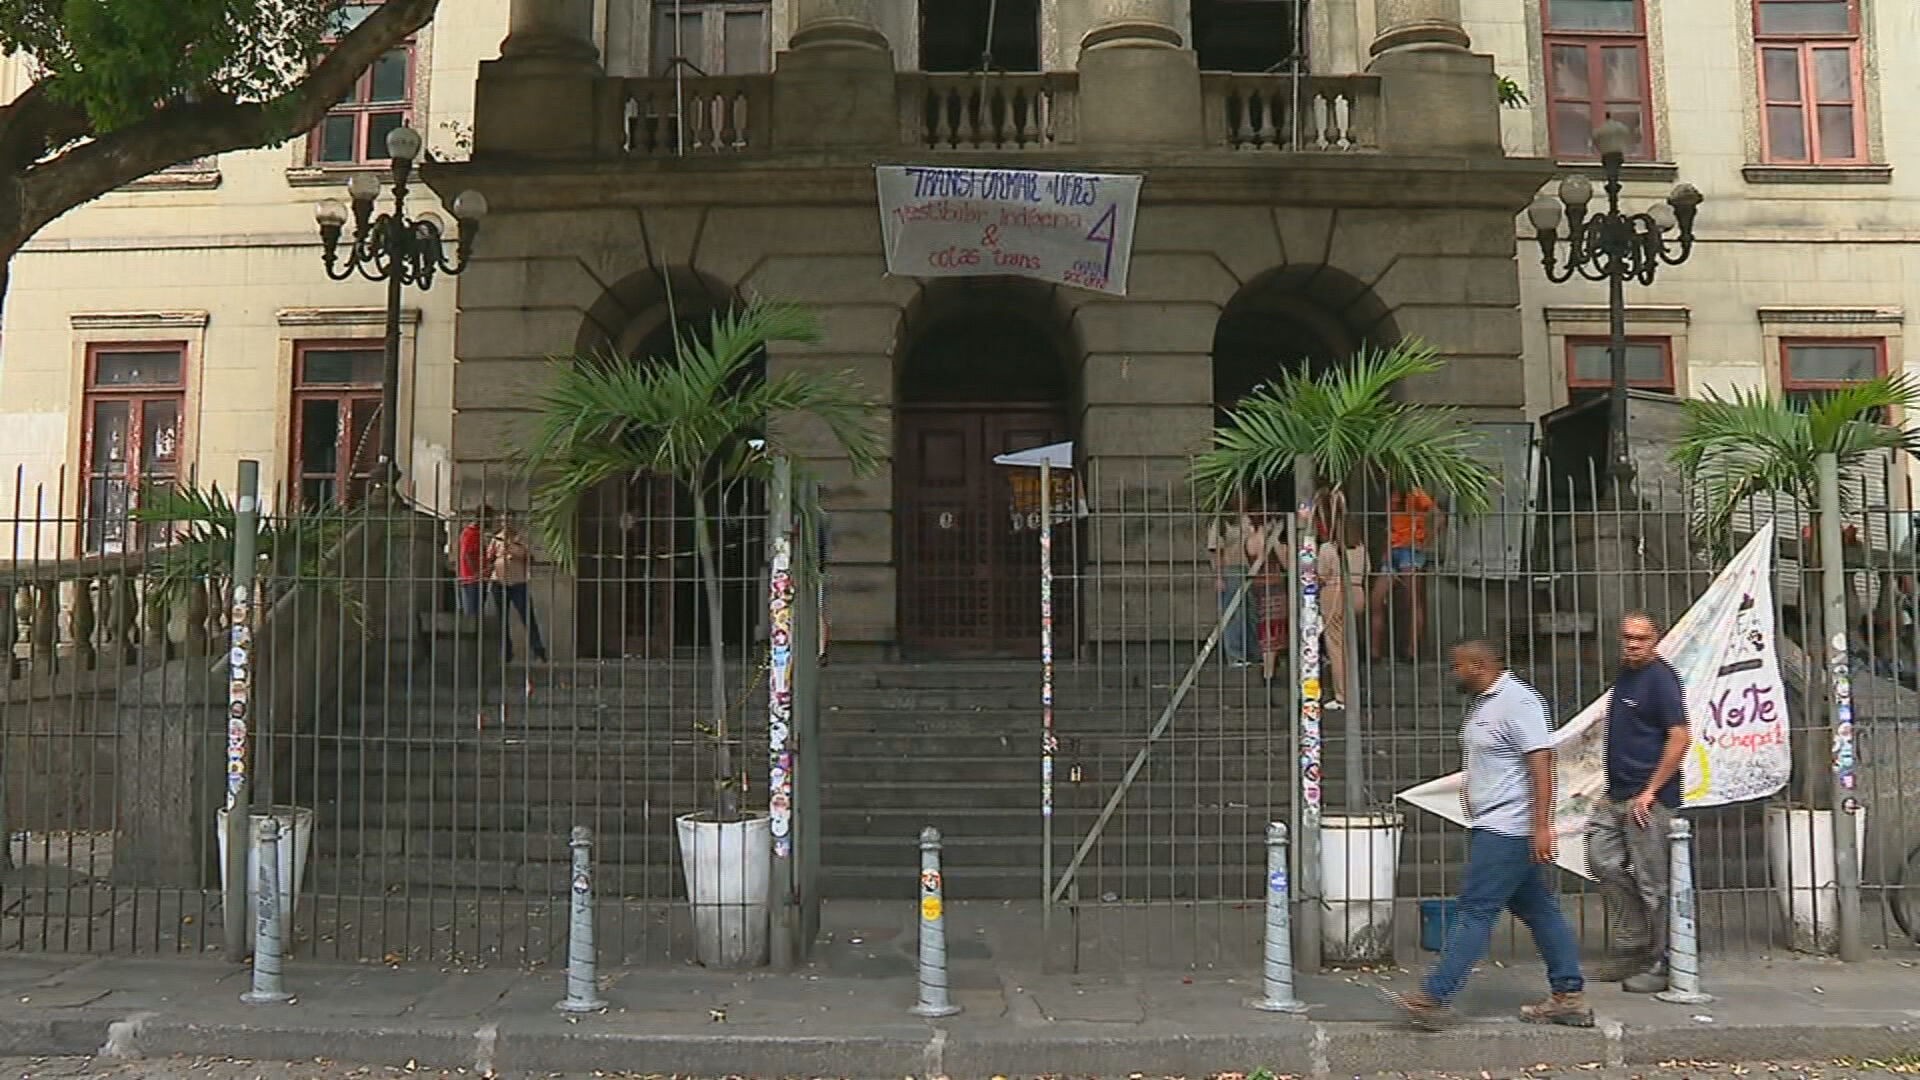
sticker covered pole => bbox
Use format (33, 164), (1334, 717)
(223, 458), (261, 965)
(911, 826), (961, 1018)
(1815, 453), (1863, 962)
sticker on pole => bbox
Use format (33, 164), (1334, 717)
(920, 896), (942, 923)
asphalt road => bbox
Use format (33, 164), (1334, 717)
(1, 1058), (1916, 1080)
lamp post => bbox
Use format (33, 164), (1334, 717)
(1528, 120), (1703, 494)
(314, 125), (487, 492)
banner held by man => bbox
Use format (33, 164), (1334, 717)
(1398, 523), (1792, 879)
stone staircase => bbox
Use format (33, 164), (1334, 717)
(296, 651), (1771, 906)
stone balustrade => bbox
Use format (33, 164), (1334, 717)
(900, 72), (1080, 151)
(1202, 73), (1380, 152)
(622, 75), (773, 157)
(606, 71), (1380, 158)
(2, 553), (208, 690)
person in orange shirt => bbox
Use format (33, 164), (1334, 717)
(1370, 486), (1440, 661)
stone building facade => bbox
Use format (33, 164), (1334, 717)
(444, 0), (1548, 660)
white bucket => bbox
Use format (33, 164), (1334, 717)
(1320, 812), (1403, 963)
(1765, 805), (1865, 955)
(216, 805), (315, 950)
(676, 812), (772, 968)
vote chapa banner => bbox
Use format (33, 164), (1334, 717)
(1397, 523), (1792, 879)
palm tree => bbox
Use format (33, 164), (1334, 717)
(1672, 377), (1920, 555)
(521, 297), (883, 821)
(1192, 338), (1497, 809)
(1192, 338), (1497, 514)
(1673, 375), (1920, 808)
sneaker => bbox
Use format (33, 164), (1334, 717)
(1520, 992), (1594, 1027)
(1623, 964), (1669, 995)
(1383, 988), (1453, 1032)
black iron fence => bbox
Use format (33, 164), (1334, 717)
(1, 462), (823, 968)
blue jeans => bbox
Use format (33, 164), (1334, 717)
(458, 581), (485, 617)
(1425, 828), (1584, 1003)
(1218, 565), (1254, 661)
(495, 582), (547, 662)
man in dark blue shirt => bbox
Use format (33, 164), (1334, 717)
(1586, 612), (1691, 994)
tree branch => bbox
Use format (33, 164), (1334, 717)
(7, 0), (445, 242)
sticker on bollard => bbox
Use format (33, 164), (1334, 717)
(911, 826), (962, 1018)
(1656, 816), (1714, 1005)
(1249, 822), (1307, 1014)
(557, 826), (609, 1014)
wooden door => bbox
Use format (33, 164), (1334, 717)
(897, 406), (1073, 657)
(575, 476), (675, 658)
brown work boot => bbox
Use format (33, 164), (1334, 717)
(1384, 988), (1454, 1032)
(1520, 992), (1595, 1028)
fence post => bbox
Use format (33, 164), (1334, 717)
(911, 826), (961, 1018)
(223, 458), (261, 965)
(1654, 816), (1712, 1005)
(240, 817), (292, 1005)
(1292, 453), (1324, 972)
(557, 826), (608, 1013)
(1249, 822), (1307, 1013)
(767, 456), (797, 970)
(1815, 453), (1864, 962)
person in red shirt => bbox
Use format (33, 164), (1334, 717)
(455, 504), (495, 616)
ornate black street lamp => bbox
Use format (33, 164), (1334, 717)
(313, 125), (487, 490)
(1529, 119), (1703, 492)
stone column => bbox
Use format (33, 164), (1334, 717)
(772, 0), (895, 149)
(501, 0), (600, 66)
(1365, 0), (1499, 155)
(1075, 0), (1203, 148)
(476, 0), (607, 158)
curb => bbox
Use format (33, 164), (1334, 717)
(3, 1006), (1915, 1078)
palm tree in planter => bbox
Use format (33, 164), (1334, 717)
(1672, 375), (1920, 815)
(1192, 338), (1496, 963)
(521, 297), (881, 967)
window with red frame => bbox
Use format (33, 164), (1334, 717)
(82, 345), (186, 554)
(1782, 338), (1884, 409)
(1755, 0), (1866, 165)
(1544, 0), (1655, 160)
(311, 4), (414, 165)
(292, 344), (386, 509)
(1566, 336), (1675, 402)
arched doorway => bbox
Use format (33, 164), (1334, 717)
(572, 270), (764, 660)
(1211, 263), (1400, 509)
(894, 280), (1078, 657)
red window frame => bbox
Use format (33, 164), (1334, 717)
(1781, 337), (1886, 407)
(308, 4), (417, 167)
(1754, 0), (1867, 165)
(1565, 335), (1676, 398)
(81, 343), (188, 554)
(1543, 0), (1657, 161)
(291, 342), (387, 509)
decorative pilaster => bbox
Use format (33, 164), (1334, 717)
(1369, 0), (1472, 56)
(1365, 0), (1498, 155)
(1075, 0), (1202, 148)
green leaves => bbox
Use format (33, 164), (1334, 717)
(1192, 338), (1496, 514)
(521, 296), (883, 569)
(1672, 373), (1920, 550)
(5, 0), (339, 131)
(130, 479), (357, 611)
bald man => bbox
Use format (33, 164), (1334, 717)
(1388, 641), (1590, 1031)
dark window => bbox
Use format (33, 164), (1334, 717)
(1193, 0), (1303, 73)
(1544, 0), (1655, 160)
(292, 344), (386, 509)
(1566, 337), (1675, 403)
(920, 0), (1040, 72)
(82, 345), (187, 554)
(1782, 338), (1883, 408)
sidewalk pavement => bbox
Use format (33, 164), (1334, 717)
(1, 942), (1915, 1080)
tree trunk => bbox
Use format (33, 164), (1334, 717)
(691, 487), (738, 821)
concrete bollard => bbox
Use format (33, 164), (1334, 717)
(1655, 816), (1713, 1005)
(556, 826), (608, 1013)
(911, 826), (961, 1018)
(1249, 822), (1307, 1013)
(240, 818), (293, 1005)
